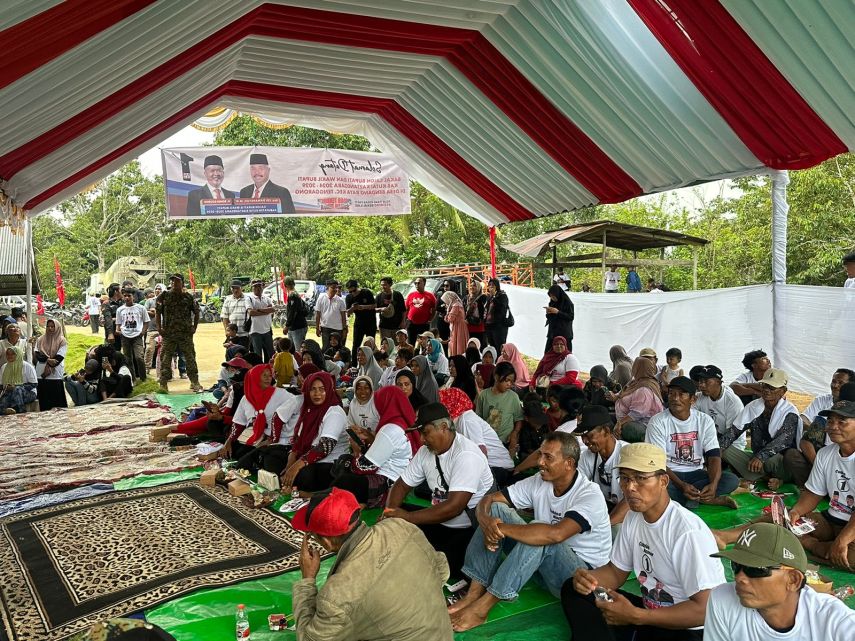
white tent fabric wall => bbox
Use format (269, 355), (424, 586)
(503, 284), (855, 397)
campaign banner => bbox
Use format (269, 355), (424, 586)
(161, 146), (411, 218)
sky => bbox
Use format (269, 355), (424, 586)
(137, 123), (737, 215)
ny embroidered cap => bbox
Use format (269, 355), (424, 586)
(617, 442), (666, 473)
(761, 368), (789, 389)
(574, 405), (613, 434)
(291, 487), (361, 537)
(410, 402), (451, 432)
(667, 376), (697, 395)
(819, 399), (855, 419)
(712, 523), (807, 572)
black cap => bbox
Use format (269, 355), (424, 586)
(409, 402), (451, 431)
(840, 383), (855, 403)
(251, 279), (264, 287)
(574, 405), (613, 434)
(668, 376), (697, 395)
(169, 273), (183, 282)
(694, 365), (723, 381)
(203, 155), (224, 168)
(249, 153), (269, 165)
(229, 279), (243, 288)
(819, 400), (855, 419)
(10, 307), (23, 318)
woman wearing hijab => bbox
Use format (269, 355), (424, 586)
(497, 343), (532, 393)
(584, 365), (618, 409)
(483, 278), (511, 354)
(395, 369), (429, 411)
(380, 337), (397, 362)
(530, 337), (580, 389)
(356, 345), (383, 388)
(544, 284), (575, 352)
(233, 391), (304, 477)
(409, 354), (440, 403)
(333, 386), (419, 506)
(0, 345), (38, 415)
(465, 338), (482, 366)
(441, 290), (469, 357)
(173, 357), (252, 441)
(466, 280), (487, 346)
(425, 338), (450, 386)
(348, 375), (380, 432)
(34, 318), (68, 410)
(98, 349), (133, 400)
(608, 345), (633, 388)
(65, 358), (102, 407)
(281, 371), (349, 494)
(448, 354), (478, 402)
(611, 357), (664, 443)
(475, 345), (497, 390)
(301, 339), (341, 380)
(219, 364), (293, 461)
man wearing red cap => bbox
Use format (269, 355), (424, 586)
(291, 487), (453, 640)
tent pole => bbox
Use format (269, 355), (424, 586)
(692, 246), (698, 290)
(552, 245), (557, 279)
(770, 170), (789, 284)
(489, 226), (497, 278)
(25, 217), (33, 336)
(601, 230), (607, 285)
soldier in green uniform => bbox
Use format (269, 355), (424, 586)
(155, 274), (202, 394)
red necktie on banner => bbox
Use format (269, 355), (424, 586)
(214, 189), (222, 200)
(53, 256), (66, 307)
(188, 268), (196, 290)
(253, 188), (260, 199)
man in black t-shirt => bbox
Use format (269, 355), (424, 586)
(345, 279), (377, 366)
(375, 276), (405, 342)
(283, 277), (308, 351)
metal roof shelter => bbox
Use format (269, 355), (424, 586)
(503, 220), (708, 289)
(0, 226), (39, 296)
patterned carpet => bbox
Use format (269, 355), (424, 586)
(0, 482), (305, 641)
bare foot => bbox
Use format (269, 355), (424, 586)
(451, 605), (489, 632)
(711, 529), (728, 550)
(701, 496), (738, 509)
(447, 583), (484, 614)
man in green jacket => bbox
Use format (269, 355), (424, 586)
(291, 488), (453, 641)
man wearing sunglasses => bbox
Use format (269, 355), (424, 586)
(563, 442), (725, 640)
(705, 523), (854, 639)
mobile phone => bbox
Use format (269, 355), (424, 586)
(101, 357), (109, 366)
(594, 587), (613, 602)
(346, 428), (367, 451)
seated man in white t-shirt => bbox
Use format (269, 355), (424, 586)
(574, 405), (630, 531)
(645, 377), (739, 509)
(784, 368), (855, 487)
(449, 431), (610, 632)
(384, 402), (494, 579)
(564, 442), (725, 641)
(706, 523), (855, 640)
(692, 365), (746, 456)
(730, 349), (771, 405)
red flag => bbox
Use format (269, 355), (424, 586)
(188, 267), (196, 290)
(36, 294), (45, 316)
(53, 257), (66, 307)
(280, 270), (287, 302)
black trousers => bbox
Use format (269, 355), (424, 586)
(417, 522), (475, 581)
(351, 323), (376, 366)
(294, 462), (335, 493)
(484, 325), (508, 354)
(407, 322), (430, 348)
(561, 582), (703, 641)
(234, 444), (292, 476)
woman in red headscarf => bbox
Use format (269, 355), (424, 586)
(218, 364), (293, 461)
(332, 385), (419, 506)
(530, 336), (581, 390)
(281, 371), (349, 493)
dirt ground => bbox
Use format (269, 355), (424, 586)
(65, 324), (817, 409)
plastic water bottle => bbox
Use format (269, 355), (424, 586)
(833, 585), (854, 601)
(235, 604), (251, 639)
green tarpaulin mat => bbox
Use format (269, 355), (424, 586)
(113, 467), (204, 491)
(155, 392), (214, 415)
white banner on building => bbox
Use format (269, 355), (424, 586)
(161, 146), (410, 219)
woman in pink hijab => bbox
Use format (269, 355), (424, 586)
(497, 343), (531, 392)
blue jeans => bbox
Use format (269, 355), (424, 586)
(462, 503), (588, 600)
(288, 326), (308, 352)
(667, 468), (740, 508)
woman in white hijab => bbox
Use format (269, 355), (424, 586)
(356, 345), (383, 388)
(347, 375), (380, 432)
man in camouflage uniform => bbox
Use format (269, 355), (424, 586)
(155, 273), (202, 394)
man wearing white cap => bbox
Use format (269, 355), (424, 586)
(563, 442), (725, 640)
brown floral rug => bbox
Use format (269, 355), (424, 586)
(0, 482), (301, 641)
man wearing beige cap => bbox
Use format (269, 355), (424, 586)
(562, 442), (725, 640)
(705, 523), (855, 639)
(719, 368), (799, 484)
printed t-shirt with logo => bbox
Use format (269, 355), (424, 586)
(405, 290), (436, 325)
(399, 433), (493, 528)
(645, 408), (719, 473)
(505, 471), (611, 568)
(611, 500), (725, 624)
(806, 443), (855, 522)
(694, 386), (747, 449)
(115, 304), (148, 339)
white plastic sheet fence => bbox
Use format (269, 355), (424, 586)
(504, 284), (855, 396)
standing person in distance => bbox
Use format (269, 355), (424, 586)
(483, 278), (511, 354)
(115, 288), (148, 381)
(86, 291), (101, 334)
(544, 284), (574, 353)
(221, 279), (251, 350)
(282, 277), (308, 351)
(155, 274), (202, 394)
(375, 276), (406, 342)
(465, 279), (487, 347)
(843, 252), (855, 289)
(345, 279), (377, 367)
(405, 277), (437, 347)
(247, 279), (275, 363)
(315, 281), (348, 355)
(603, 264), (620, 293)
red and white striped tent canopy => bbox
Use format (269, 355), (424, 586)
(0, 1), (852, 226)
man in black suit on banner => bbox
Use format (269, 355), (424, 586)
(185, 155), (235, 216)
(239, 153), (296, 213)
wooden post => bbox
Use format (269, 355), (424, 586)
(552, 245), (557, 280)
(601, 230), (607, 273)
(692, 246), (698, 290)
